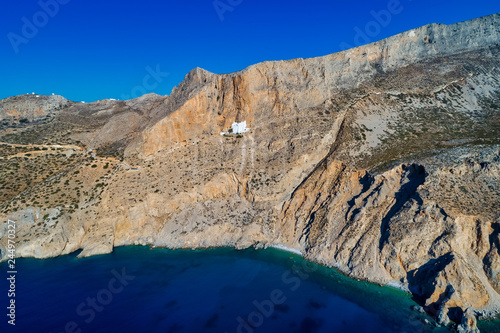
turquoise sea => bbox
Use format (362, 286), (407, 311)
(1, 246), (497, 332)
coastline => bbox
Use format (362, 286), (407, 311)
(4, 244), (500, 329)
(5, 242), (500, 326)
(0, 245), (441, 333)
(261, 244), (499, 323)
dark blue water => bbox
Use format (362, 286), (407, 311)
(1, 246), (456, 333)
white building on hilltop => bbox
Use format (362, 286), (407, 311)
(231, 121), (249, 134)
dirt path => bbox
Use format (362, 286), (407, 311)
(0, 141), (85, 150)
(0, 141), (140, 170)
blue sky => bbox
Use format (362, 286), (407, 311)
(1, 0), (499, 102)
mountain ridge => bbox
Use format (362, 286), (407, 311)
(0, 13), (499, 332)
(191, 13), (500, 76)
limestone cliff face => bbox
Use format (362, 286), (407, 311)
(0, 13), (500, 329)
(141, 14), (500, 156)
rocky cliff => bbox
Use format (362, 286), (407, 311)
(0, 94), (69, 124)
(0, 13), (499, 330)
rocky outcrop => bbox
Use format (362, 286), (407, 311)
(275, 151), (500, 322)
(0, 94), (69, 124)
(458, 308), (480, 333)
(1, 13), (500, 330)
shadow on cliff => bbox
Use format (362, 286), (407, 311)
(344, 171), (374, 223)
(483, 222), (500, 291)
(379, 164), (427, 251)
(407, 253), (454, 298)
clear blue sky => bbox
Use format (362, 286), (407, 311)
(1, 0), (499, 102)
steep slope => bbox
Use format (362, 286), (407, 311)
(0, 13), (499, 329)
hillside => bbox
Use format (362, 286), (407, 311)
(1, 13), (499, 331)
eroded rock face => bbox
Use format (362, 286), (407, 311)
(276, 154), (500, 320)
(0, 13), (499, 328)
(457, 308), (480, 333)
(0, 94), (69, 123)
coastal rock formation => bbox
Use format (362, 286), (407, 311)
(458, 308), (480, 333)
(0, 13), (499, 329)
